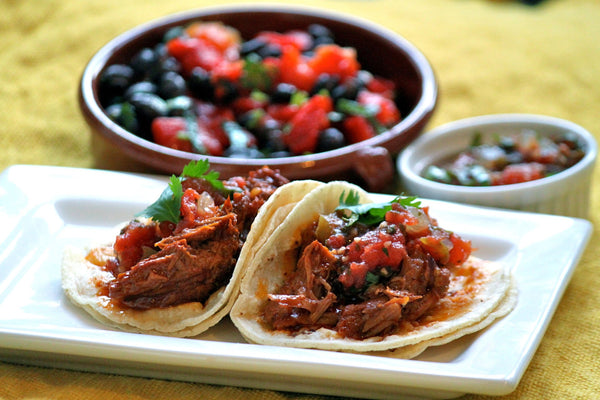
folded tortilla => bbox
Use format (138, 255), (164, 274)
(230, 181), (516, 354)
(61, 179), (323, 337)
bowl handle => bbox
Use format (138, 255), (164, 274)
(353, 146), (395, 192)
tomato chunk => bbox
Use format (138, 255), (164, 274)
(309, 44), (360, 82)
(357, 90), (401, 126)
(343, 115), (376, 144)
(152, 117), (193, 152)
(284, 94), (332, 154)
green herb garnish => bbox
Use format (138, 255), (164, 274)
(335, 190), (421, 226)
(135, 160), (225, 223)
(241, 53), (272, 91)
(365, 272), (380, 286)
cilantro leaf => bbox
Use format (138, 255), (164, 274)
(241, 53), (272, 91)
(182, 159), (225, 191)
(135, 159), (229, 224)
(335, 190), (421, 227)
(366, 272), (380, 286)
(135, 175), (183, 223)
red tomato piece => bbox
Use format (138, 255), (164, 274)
(256, 31), (312, 51)
(266, 103), (299, 123)
(366, 76), (397, 99)
(185, 21), (241, 53)
(231, 95), (267, 115)
(308, 44), (360, 82)
(151, 117), (193, 152)
(152, 116), (225, 156)
(496, 163), (544, 185)
(278, 46), (317, 92)
(343, 115), (376, 144)
(196, 103), (234, 147)
(357, 90), (401, 126)
(447, 233), (472, 266)
(113, 222), (159, 270)
(284, 94), (332, 154)
(210, 59), (243, 82)
(167, 37), (224, 74)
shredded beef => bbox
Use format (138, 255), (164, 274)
(109, 214), (240, 309)
(104, 167), (288, 310)
(263, 207), (456, 340)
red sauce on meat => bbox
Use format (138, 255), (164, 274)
(96, 166), (288, 310)
(263, 202), (472, 339)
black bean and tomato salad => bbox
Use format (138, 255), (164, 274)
(422, 130), (585, 186)
(99, 21), (402, 158)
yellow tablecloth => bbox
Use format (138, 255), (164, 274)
(1, 0), (599, 399)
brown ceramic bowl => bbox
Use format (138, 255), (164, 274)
(79, 5), (437, 191)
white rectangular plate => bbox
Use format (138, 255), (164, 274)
(0, 165), (592, 400)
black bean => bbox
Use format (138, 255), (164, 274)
(312, 73), (340, 95)
(166, 96), (194, 116)
(105, 102), (139, 133)
(240, 37), (268, 56)
(316, 127), (346, 152)
(271, 83), (297, 103)
(128, 92), (168, 123)
(308, 24), (333, 40)
(100, 64), (135, 95)
(124, 81), (157, 100)
(187, 67), (213, 100)
(158, 71), (187, 99)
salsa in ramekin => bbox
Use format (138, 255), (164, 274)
(422, 129), (585, 186)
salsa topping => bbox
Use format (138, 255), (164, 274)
(99, 21), (402, 158)
(422, 130), (585, 186)
(263, 191), (472, 339)
(101, 161), (288, 310)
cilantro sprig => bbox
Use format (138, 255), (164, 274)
(135, 160), (225, 224)
(335, 190), (421, 226)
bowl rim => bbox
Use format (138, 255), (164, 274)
(79, 3), (438, 168)
(398, 113), (598, 196)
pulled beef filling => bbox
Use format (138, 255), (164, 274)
(263, 203), (471, 340)
(104, 166), (288, 310)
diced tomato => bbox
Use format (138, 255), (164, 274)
(210, 59), (243, 82)
(278, 46), (317, 92)
(357, 90), (401, 126)
(167, 22), (241, 76)
(366, 76), (396, 99)
(185, 21), (241, 53)
(196, 103), (234, 147)
(195, 121), (226, 156)
(284, 94), (332, 154)
(151, 117), (193, 152)
(419, 236), (450, 265)
(266, 103), (299, 123)
(167, 37), (225, 74)
(447, 233), (472, 266)
(113, 222), (159, 270)
(338, 262), (370, 289)
(256, 30), (312, 51)
(308, 44), (360, 82)
(231, 95), (267, 115)
(179, 188), (201, 229)
(496, 163), (544, 185)
(385, 208), (419, 227)
(326, 233), (346, 249)
(152, 116), (224, 156)
(343, 115), (376, 144)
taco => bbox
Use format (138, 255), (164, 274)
(62, 161), (322, 337)
(230, 181), (516, 354)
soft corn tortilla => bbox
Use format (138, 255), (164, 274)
(62, 179), (323, 337)
(230, 181), (516, 353)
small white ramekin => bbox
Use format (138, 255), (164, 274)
(398, 114), (597, 219)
